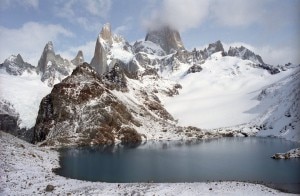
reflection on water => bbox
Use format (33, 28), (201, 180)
(56, 137), (300, 188)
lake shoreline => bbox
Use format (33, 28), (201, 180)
(1, 131), (298, 195)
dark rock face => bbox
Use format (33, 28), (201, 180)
(187, 64), (203, 74)
(108, 59), (139, 79)
(33, 63), (141, 146)
(37, 41), (73, 87)
(0, 99), (33, 142)
(0, 54), (36, 75)
(207, 40), (225, 55)
(145, 26), (185, 54)
(71, 50), (84, 66)
(103, 63), (128, 91)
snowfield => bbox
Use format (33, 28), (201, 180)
(0, 131), (292, 196)
(164, 53), (297, 131)
(0, 70), (51, 128)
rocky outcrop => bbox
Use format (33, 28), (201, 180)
(37, 41), (74, 87)
(192, 41), (225, 61)
(90, 37), (108, 75)
(0, 99), (33, 142)
(228, 46), (264, 65)
(272, 148), (300, 159)
(71, 50), (84, 66)
(33, 63), (141, 146)
(90, 24), (113, 75)
(100, 23), (113, 45)
(187, 64), (203, 74)
(228, 46), (281, 74)
(108, 59), (139, 79)
(145, 26), (185, 54)
(103, 63), (128, 91)
(0, 54), (36, 75)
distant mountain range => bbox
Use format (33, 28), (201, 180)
(0, 23), (299, 145)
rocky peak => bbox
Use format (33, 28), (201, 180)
(228, 46), (264, 65)
(5, 54), (24, 64)
(45, 41), (54, 52)
(71, 50), (84, 66)
(227, 46), (281, 74)
(145, 26), (185, 54)
(100, 23), (113, 45)
(37, 41), (73, 87)
(0, 54), (35, 75)
(207, 40), (225, 54)
(192, 40), (225, 61)
(90, 35), (108, 75)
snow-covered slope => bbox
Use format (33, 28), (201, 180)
(164, 52), (294, 130)
(252, 68), (300, 141)
(0, 70), (51, 129)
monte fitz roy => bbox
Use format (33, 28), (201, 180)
(0, 23), (299, 146)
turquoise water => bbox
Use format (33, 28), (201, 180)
(55, 137), (299, 191)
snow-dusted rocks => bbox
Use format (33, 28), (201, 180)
(0, 54), (35, 75)
(90, 23), (136, 75)
(71, 50), (84, 66)
(272, 148), (300, 159)
(193, 40), (225, 61)
(37, 41), (75, 87)
(254, 68), (300, 141)
(145, 26), (185, 54)
(228, 46), (264, 65)
(33, 63), (143, 146)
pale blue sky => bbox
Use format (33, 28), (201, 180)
(0, 0), (299, 65)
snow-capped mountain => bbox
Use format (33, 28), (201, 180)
(0, 54), (36, 76)
(1, 23), (299, 144)
(0, 42), (83, 140)
(37, 41), (77, 87)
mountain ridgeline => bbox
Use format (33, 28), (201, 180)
(0, 23), (298, 145)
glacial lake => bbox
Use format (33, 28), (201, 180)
(55, 137), (300, 192)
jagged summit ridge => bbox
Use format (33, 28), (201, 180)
(145, 26), (185, 54)
(37, 41), (74, 87)
(0, 54), (35, 75)
(228, 46), (264, 65)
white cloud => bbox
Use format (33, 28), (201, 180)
(143, 0), (284, 31)
(54, 0), (111, 32)
(211, 0), (268, 27)
(0, 22), (73, 65)
(0, 0), (39, 9)
(114, 17), (133, 36)
(144, 0), (210, 31)
(86, 0), (111, 17)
